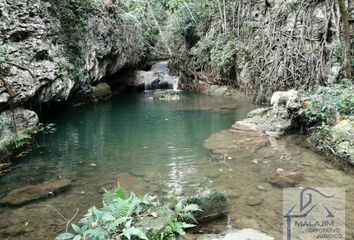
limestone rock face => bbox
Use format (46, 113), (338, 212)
(0, 0), (144, 152)
(0, 108), (39, 157)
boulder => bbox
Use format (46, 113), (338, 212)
(237, 107), (292, 137)
(153, 90), (180, 101)
(0, 179), (71, 206)
(136, 208), (176, 234)
(90, 82), (112, 101)
(331, 119), (354, 142)
(185, 190), (230, 223)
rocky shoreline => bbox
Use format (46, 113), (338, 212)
(213, 91), (354, 168)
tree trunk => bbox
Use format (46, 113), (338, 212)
(338, 0), (352, 79)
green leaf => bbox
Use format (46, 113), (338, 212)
(183, 204), (201, 212)
(123, 227), (148, 240)
(101, 212), (116, 222)
(114, 217), (131, 226)
(55, 233), (75, 240)
(71, 224), (81, 234)
(181, 222), (196, 228)
(73, 235), (82, 240)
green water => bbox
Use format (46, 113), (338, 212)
(0, 92), (255, 239)
(1, 92), (354, 240)
(0, 92), (253, 193)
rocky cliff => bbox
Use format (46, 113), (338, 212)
(0, 0), (145, 159)
(171, 0), (342, 103)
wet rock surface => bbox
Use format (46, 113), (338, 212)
(204, 123), (270, 157)
(102, 172), (148, 195)
(268, 168), (304, 187)
(196, 228), (274, 240)
(153, 90), (181, 101)
(0, 179), (71, 206)
(185, 189), (230, 223)
(237, 107), (292, 137)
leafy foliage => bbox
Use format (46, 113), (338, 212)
(52, 0), (95, 40)
(56, 187), (199, 240)
(13, 136), (32, 149)
(300, 80), (354, 127)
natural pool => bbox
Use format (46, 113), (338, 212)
(0, 92), (353, 240)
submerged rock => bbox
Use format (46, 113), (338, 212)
(204, 123), (270, 157)
(102, 172), (147, 195)
(197, 228), (274, 240)
(153, 90), (180, 101)
(185, 190), (230, 223)
(268, 168), (304, 187)
(0, 179), (71, 206)
(246, 194), (264, 206)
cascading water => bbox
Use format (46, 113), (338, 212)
(134, 61), (180, 91)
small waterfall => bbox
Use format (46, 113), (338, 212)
(135, 61), (180, 91)
(173, 77), (179, 91)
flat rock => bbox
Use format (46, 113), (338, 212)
(237, 107), (291, 137)
(153, 90), (180, 101)
(204, 125), (270, 158)
(236, 217), (261, 229)
(198, 228), (274, 240)
(268, 169), (304, 187)
(0, 179), (71, 206)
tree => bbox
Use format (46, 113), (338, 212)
(338, 0), (352, 79)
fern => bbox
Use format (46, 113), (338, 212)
(57, 187), (199, 240)
(175, 202), (202, 223)
(104, 198), (135, 220)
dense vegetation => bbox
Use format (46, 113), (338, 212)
(67, 0), (353, 103)
(56, 187), (201, 240)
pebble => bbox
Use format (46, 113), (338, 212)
(247, 195), (264, 206)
